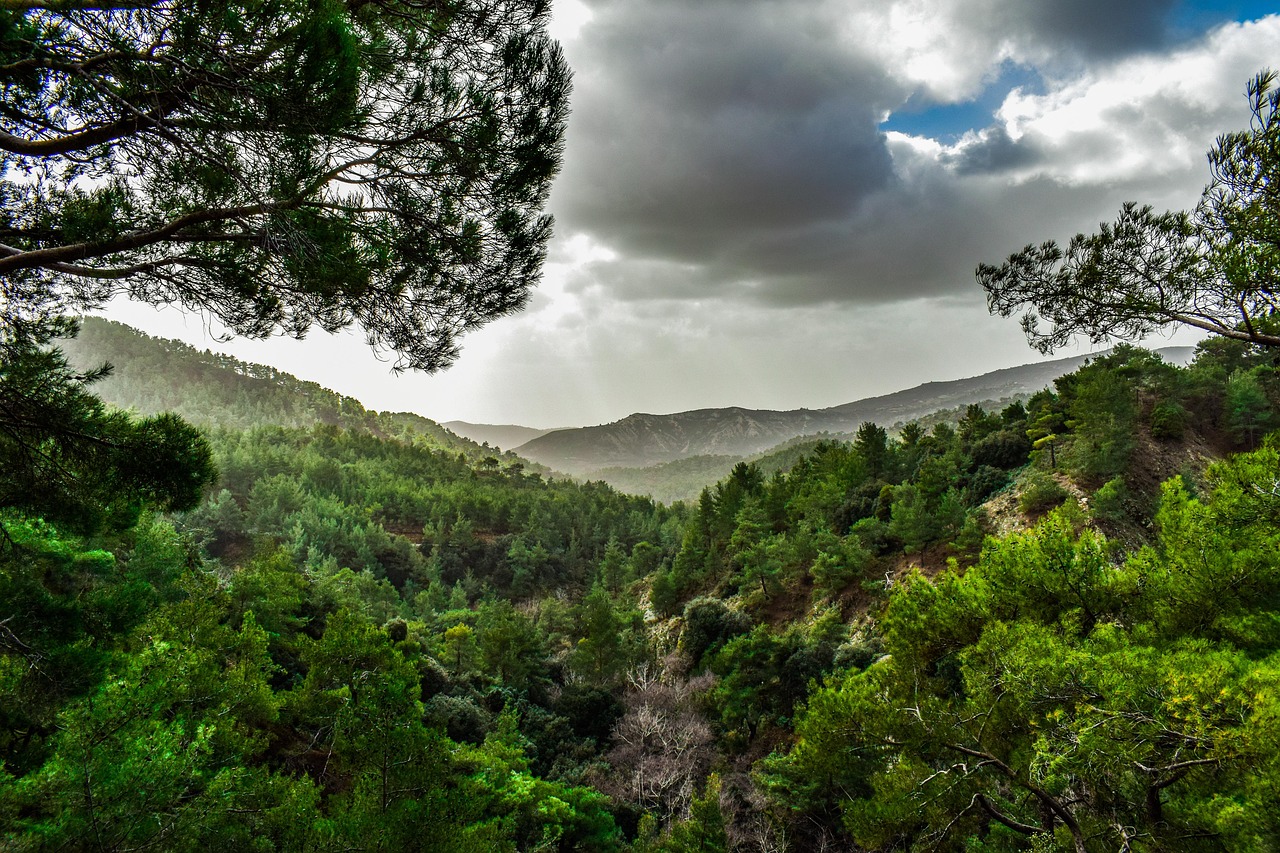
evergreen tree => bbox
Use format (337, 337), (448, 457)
(0, 1), (571, 370)
(980, 71), (1280, 355)
(0, 318), (214, 535)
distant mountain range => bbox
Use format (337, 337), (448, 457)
(442, 421), (555, 451)
(510, 347), (1195, 476)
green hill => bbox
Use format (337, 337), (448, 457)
(61, 317), (499, 459)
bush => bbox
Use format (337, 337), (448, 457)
(832, 631), (885, 672)
(1091, 476), (1129, 524)
(649, 568), (681, 617)
(554, 685), (625, 745)
(953, 510), (991, 557)
(964, 465), (1009, 505)
(681, 597), (751, 669)
(1018, 472), (1069, 515)
(811, 538), (871, 598)
(834, 480), (888, 531)
(1150, 401), (1188, 441)
(849, 516), (895, 555)
(970, 429), (1031, 469)
(424, 694), (490, 744)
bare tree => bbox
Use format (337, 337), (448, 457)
(595, 660), (717, 823)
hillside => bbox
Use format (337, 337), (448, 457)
(518, 406), (825, 473)
(4, 317), (677, 852)
(60, 317), (502, 461)
(516, 347), (1194, 477)
(592, 436), (838, 504)
(629, 339), (1280, 850)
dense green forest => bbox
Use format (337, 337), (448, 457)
(5, 314), (1280, 851)
(2, 319), (684, 851)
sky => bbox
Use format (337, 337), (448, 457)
(105, 0), (1280, 429)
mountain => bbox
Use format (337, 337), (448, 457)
(514, 347), (1196, 476)
(442, 421), (555, 451)
(59, 317), (496, 459)
(590, 437), (835, 505)
(516, 407), (826, 473)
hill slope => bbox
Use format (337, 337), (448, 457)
(60, 317), (493, 459)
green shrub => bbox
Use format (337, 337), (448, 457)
(964, 465), (1009, 505)
(970, 428), (1031, 469)
(649, 568), (681, 617)
(1091, 476), (1129, 524)
(849, 516), (894, 555)
(832, 631), (885, 672)
(681, 597), (751, 668)
(1018, 472), (1069, 515)
(1150, 401), (1188, 441)
(953, 510), (991, 557)
(810, 538), (871, 598)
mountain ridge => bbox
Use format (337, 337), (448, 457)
(514, 347), (1196, 474)
(60, 317), (501, 462)
(441, 421), (556, 451)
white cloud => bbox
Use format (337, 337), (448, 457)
(547, 0), (594, 42)
(839, 1), (1011, 104)
(953, 17), (1280, 186)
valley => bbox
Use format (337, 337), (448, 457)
(3, 5), (1279, 850)
(7, 316), (1274, 850)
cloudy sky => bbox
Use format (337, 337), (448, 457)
(107, 0), (1280, 429)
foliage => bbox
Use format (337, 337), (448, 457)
(765, 445), (1280, 850)
(591, 455), (743, 505)
(641, 774), (728, 853)
(1150, 399), (1189, 440)
(1090, 475), (1130, 524)
(0, 318), (215, 534)
(680, 597), (751, 670)
(705, 613), (849, 747)
(184, 420), (673, 601)
(61, 318), (521, 464)
(1018, 471), (1069, 514)
(1, 0), (570, 371)
(0, 322), (686, 849)
(569, 580), (647, 687)
(810, 533), (871, 598)
(889, 484), (965, 555)
(1225, 368), (1275, 446)
(9, 284), (1280, 848)
(1066, 364), (1136, 478)
(657, 412), (1037, 613)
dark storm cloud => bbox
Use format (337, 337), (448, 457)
(556, 0), (900, 253)
(943, 126), (1043, 175)
(988, 0), (1181, 59)
(549, 0), (1218, 308)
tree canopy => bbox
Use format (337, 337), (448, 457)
(0, 0), (570, 370)
(978, 71), (1280, 353)
(0, 316), (214, 535)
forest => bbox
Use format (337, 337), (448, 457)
(2, 1), (1280, 851)
(3, 315), (1280, 852)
